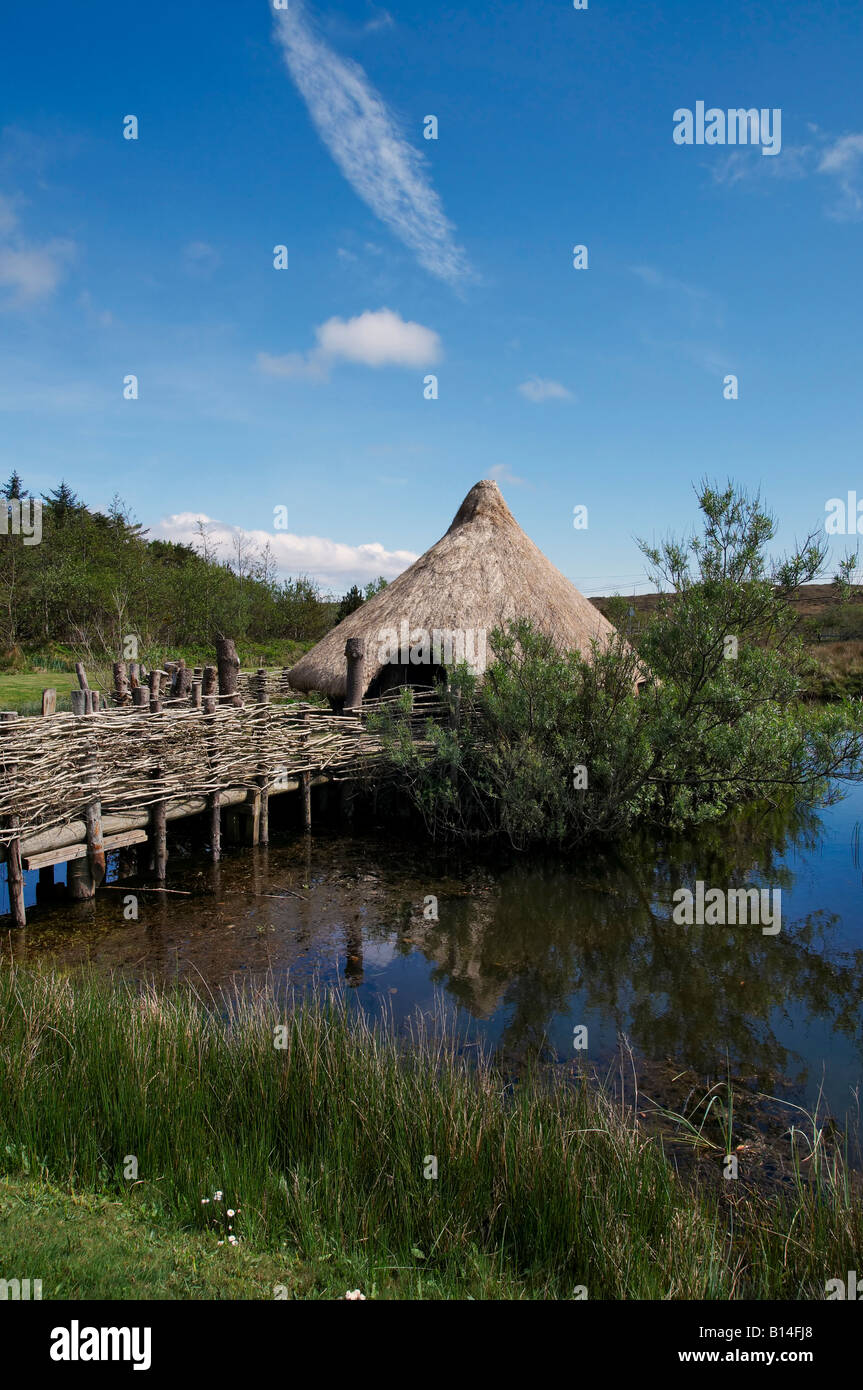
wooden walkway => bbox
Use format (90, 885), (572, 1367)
(0, 658), (442, 926)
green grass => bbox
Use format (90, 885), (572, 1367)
(0, 965), (860, 1300)
(0, 670), (79, 714)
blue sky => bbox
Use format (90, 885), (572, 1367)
(1, 0), (861, 593)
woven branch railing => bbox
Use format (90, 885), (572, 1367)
(0, 688), (447, 847)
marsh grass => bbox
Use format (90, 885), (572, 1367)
(0, 965), (859, 1299)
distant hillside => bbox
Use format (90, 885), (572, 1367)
(591, 584), (863, 699)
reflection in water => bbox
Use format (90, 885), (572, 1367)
(3, 786), (863, 1129)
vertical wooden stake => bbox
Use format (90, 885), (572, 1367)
(216, 638), (242, 707)
(202, 665), (221, 861)
(0, 711), (26, 927)
(148, 671), (167, 881)
(301, 707), (312, 830)
(255, 668), (269, 847)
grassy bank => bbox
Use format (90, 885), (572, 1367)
(0, 966), (859, 1300)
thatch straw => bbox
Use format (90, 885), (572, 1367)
(288, 480), (622, 700)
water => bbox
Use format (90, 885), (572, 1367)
(3, 782), (863, 1134)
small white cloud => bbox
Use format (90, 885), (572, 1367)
(156, 511), (416, 589)
(317, 308), (440, 367)
(0, 237), (75, 305)
(517, 376), (572, 403)
(818, 134), (863, 175)
(258, 307), (441, 381)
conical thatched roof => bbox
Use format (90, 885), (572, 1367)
(288, 480), (621, 700)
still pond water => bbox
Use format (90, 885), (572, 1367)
(3, 781), (863, 1135)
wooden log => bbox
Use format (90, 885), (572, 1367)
(202, 664), (221, 860)
(0, 711), (26, 927)
(169, 662), (186, 700)
(216, 637), (242, 707)
(151, 801), (167, 880)
(174, 667), (192, 703)
(70, 689), (86, 716)
(68, 855), (95, 902)
(0, 777), (328, 864)
(75, 661), (89, 691)
(91, 691), (101, 713)
(190, 680), (202, 709)
(129, 661), (141, 689)
(41, 688), (56, 717)
(24, 829), (148, 873)
(132, 686), (148, 708)
(149, 691), (167, 881)
(344, 637), (366, 711)
(112, 661), (130, 706)
(301, 706), (312, 830)
(148, 670), (164, 714)
(255, 668), (269, 847)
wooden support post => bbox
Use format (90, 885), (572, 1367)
(148, 670), (164, 714)
(68, 856), (95, 902)
(70, 692), (105, 898)
(190, 680), (202, 709)
(175, 667), (192, 704)
(148, 673), (167, 881)
(344, 637), (366, 711)
(129, 661), (141, 690)
(151, 801), (167, 881)
(216, 637), (242, 707)
(301, 707), (312, 830)
(255, 668), (269, 847)
(202, 665), (221, 861)
(41, 688), (56, 717)
(112, 661), (130, 706)
(75, 661), (89, 692)
(0, 711), (26, 928)
(132, 686), (148, 709)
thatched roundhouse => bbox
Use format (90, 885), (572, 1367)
(288, 480), (624, 705)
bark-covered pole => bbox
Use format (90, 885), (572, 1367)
(148, 672), (167, 880)
(112, 661), (130, 707)
(0, 711), (26, 927)
(216, 638), (242, 707)
(202, 664), (221, 860)
(254, 668), (269, 846)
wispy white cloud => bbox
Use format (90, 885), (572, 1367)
(711, 124), (863, 221)
(258, 306), (441, 382)
(0, 193), (75, 306)
(273, 1), (472, 286)
(486, 463), (527, 486)
(183, 240), (221, 276)
(517, 376), (572, 403)
(155, 511), (416, 589)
